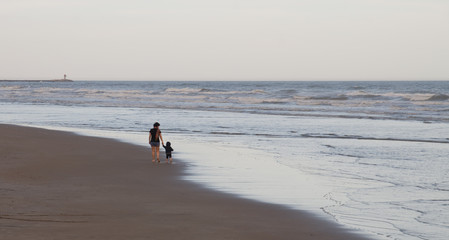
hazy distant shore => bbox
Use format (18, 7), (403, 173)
(0, 79), (73, 82)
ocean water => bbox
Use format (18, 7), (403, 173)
(1, 81), (448, 240)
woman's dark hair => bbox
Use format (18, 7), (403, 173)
(153, 122), (160, 127)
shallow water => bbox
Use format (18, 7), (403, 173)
(1, 81), (449, 239)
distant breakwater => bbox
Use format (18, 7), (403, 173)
(0, 79), (73, 82)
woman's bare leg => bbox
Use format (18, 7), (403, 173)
(156, 146), (160, 162)
(151, 146), (156, 162)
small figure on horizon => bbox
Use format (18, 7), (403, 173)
(163, 142), (174, 164)
(64, 74), (67, 80)
(149, 122), (164, 163)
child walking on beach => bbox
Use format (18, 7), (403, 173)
(163, 142), (174, 164)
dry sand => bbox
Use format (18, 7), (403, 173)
(0, 124), (372, 240)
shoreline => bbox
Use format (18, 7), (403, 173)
(0, 124), (373, 240)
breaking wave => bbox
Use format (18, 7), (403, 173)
(427, 94), (449, 101)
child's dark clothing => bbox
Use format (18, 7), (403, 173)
(163, 144), (174, 159)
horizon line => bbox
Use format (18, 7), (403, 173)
(2, 78), (449, 82)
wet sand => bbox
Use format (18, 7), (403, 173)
(0, 124), (372, 240)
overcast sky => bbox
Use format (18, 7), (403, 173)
(1, 0), (448, 81)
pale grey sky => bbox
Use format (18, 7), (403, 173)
(1, 0), (448, 81)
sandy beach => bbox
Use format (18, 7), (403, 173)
(0, 124), (372, 240)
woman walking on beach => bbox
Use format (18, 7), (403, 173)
(149, 122), (164, 163)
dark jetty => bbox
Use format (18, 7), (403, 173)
(0, 79), (73, 82)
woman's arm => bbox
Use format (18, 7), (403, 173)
(159, 131), (164, 146)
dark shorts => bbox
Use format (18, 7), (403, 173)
(150, 142), (160, 147)
(166, 153), (172, 158)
